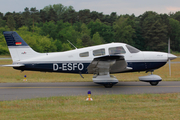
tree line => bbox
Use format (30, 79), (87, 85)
(0, 3), (180, 55)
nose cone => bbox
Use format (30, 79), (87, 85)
(168, 53), (177, 60)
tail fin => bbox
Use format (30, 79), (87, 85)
(3, 31), (40, 62)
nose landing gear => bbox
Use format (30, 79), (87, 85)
(139, 71), (162, 86)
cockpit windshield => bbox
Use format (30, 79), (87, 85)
(126, 45), (140, 53)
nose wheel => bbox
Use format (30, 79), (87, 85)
(149, 81), (159, 86)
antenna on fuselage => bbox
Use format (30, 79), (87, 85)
(67, 40), (77, 49)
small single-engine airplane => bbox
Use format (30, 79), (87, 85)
(1, 31), (177, 88)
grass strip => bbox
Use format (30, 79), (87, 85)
(0, 93), (180, 119)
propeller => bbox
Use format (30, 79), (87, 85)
(167, 38), (177, 76)
(168, 38), (171, 76)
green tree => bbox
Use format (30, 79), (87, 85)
(171, 11), (180, 22)
(3, 12), (12, 21)
(78, 9), (91, 24)
(0, 12), (3, 19)
(114, 17), (135, 45)
(54, 40), (62, 51)
(88, 19), (114, 43)
(133, 21), (145, 50)
(53, 4), (67, 20)
(57, 25), (80, 44)
(169, 18), (180, 51)
(92, 32), (102, 45)
(61, 43), (72, 51)
(40, 10), (47, 23)
(0, 19), (6, 27)
(0, 27), (9, 55)
(40, 21), (57, 40)
(47, 8), (57, 22)
(81, 34), (92, 46)
(61, 8), (77, 24)
(43, 5), (53, 12)
(22, 7), (31, 27)
(30, 7), (39, 32)
(90, 11), (100, 21)
(144, 20), (168, 51)
(76, 38), (83, 48)
(109, 12), (117, 26)
(7, 15), (16, 31)
(73, 22), (82, 32)
(43, 4), (68, 20)
(80, 23), (93, 46)
(14, 13), (23, 29)
(18, 26), (57, 53)
(140, 11), (168, 51)
(81, 23), (90, 35)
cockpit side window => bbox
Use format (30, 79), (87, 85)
(109, 46), (126, 55)
(126, 45), (140, 53)
(93, 48), (105, 56)
(79, 52), (89, 57)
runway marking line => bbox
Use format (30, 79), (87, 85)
(0, 86), (179, 89)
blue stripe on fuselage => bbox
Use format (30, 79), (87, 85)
(13, 62), (167, 73)
(127, 62), (166, 71)
(14, 63), (90, 73)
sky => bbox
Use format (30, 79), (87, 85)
(1, 0), (180, 16)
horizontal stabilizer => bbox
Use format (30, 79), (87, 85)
(1, 64), (24, 67)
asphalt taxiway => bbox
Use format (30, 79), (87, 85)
(0, 81), (180, 101)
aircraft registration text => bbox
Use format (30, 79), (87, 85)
(53, 63), (84, 71)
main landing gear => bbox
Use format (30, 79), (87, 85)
(92, 74), (118, 88)
(93, 71), (162, 88)
(139, 71), (162, 86)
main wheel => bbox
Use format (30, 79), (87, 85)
(150, 81), (159, 86)
(104, 84), (113, 88)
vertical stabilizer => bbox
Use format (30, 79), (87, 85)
(3, 31), (40, 62)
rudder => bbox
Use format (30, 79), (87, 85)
(3, 31), (40, 62)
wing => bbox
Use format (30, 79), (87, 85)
(87, 55), (132, 74)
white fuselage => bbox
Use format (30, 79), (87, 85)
(11, 43), (174, 74)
